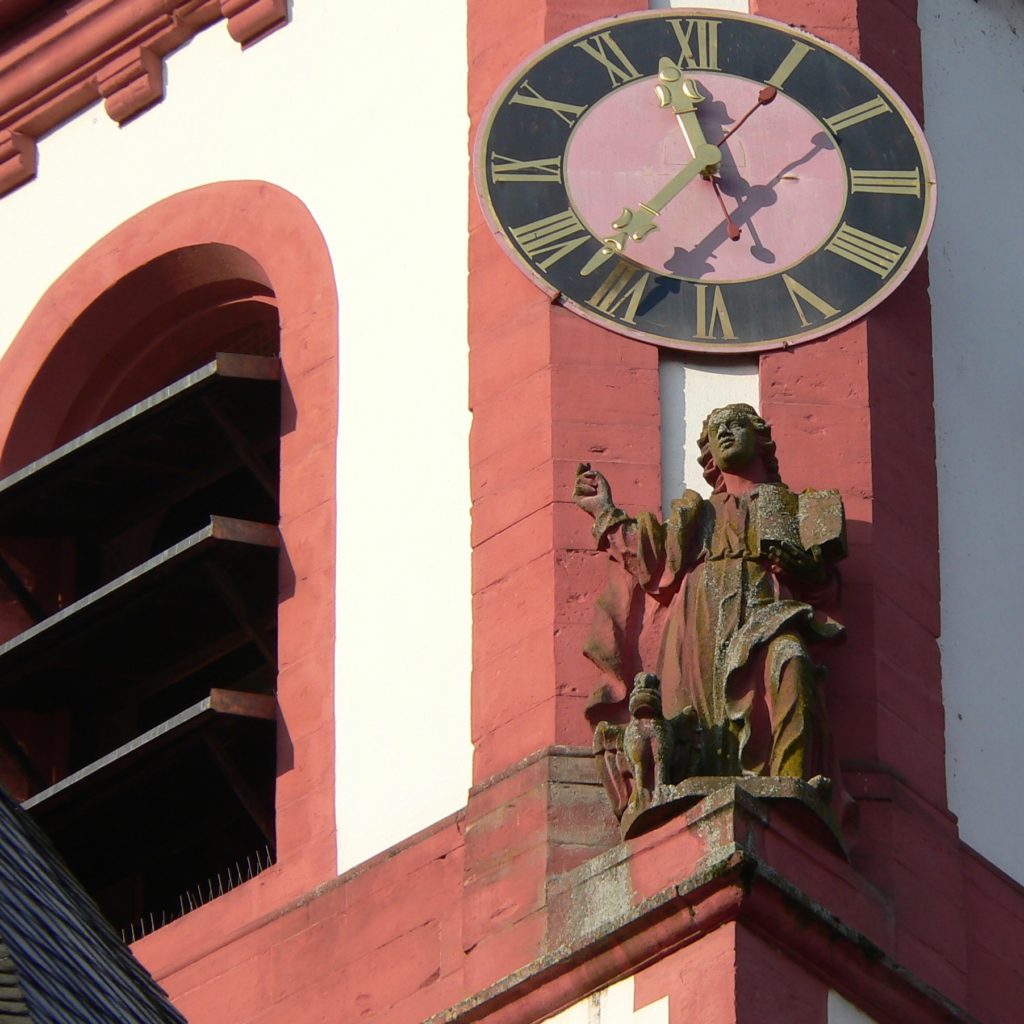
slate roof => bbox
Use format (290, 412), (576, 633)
(0, 786), (186, 1023)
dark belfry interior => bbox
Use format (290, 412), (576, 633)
(0, 346), (281, 940)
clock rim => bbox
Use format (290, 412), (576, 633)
(474, 8), (938, 354)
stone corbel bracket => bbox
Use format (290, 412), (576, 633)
(0, 0), (288, 198)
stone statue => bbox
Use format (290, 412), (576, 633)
(574, 404), (848, 839)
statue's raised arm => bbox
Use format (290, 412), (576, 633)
(572, 462), (611, 520)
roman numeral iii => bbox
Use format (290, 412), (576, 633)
(849, 169), (922, 197)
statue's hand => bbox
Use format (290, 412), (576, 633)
(767, 541), (825, 580)
(573, 462), (614, 519)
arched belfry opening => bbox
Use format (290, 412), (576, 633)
(2, 243), (280, 466)
(0, 183), (339, 941)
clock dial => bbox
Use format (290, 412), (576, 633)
(476, 10), (937, 352)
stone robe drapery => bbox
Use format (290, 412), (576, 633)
(584, 487), (843, 777)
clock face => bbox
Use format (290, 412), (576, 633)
(475, 10), (937, 353)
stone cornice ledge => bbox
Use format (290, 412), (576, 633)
(0, 0), (287, 197)
(428, 846), (977, 1024)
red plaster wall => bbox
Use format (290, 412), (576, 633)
(753, 0), (945, 809)
(156, 817), (466, 1024)
(468, 0), (659, 784)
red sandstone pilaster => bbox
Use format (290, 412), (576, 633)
(468, 0), (655, 783)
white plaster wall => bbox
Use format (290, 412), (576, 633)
(652, 0), (760, 511)
(660, 353), (760, 510)
(545, 980), (877, 1023)
(0, 2), (472, 873)
(828, 990), (878, 1024)
(651, 0), (749, 10)
(545, 976), (668, 1024)
(546, 982), (880, 1023)
(920, 0), (1024, 883)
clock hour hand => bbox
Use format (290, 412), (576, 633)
(655, 58), (711, 160)
(582, 142), (722, 273)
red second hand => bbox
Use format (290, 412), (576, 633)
(710, 85), (777, 242)
(718, 85), (777, 146)
(710, 177), (742, 241)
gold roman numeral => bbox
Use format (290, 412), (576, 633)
(510, 209), (591, 270)
(669, 18), (721, 70)
(573, 32), (642, 87)
(490, 153), (563, 184)
(587, 261), (651, 324)
(824, 95), (891, 133)
(849, 168), (922, 197)
(695, 284), (736, 340)
(781, 274), (840, 327)
(825, 223), (906, 278)
(765, 40), (813, 90)
(510, 81), (587, 127)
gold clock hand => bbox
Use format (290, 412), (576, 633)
(655, 58), (711, 160)
(582, 142), (722, 274)
(640, 142), (722, 214)
(581, 62), (724, 275)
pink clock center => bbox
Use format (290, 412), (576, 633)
(565, 73), (847, 282)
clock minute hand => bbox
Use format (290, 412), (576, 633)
(581, 142), (722, 274)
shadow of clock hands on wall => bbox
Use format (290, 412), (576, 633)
(665, 87), (837, 278)
(722, 133), (837, 266)
(636, 275), (682, 318)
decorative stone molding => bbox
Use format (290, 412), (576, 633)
(431, 786), (974, 1024)
(0, 0), (289, 197)
(219, 0), (288, 46)
(95, 44), (165, 124)
(0, 130), (35, 198)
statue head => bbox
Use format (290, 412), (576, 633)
(629, 672), (663, 719)
(697, 404), (780, 492)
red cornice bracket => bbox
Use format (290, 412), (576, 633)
(219, 0), (287, 47)
(0, 130), (36, 196)
(0, 0), (288, 198)
(96, 46), (164, 124)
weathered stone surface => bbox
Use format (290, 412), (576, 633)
(574, 405), (849, 840)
